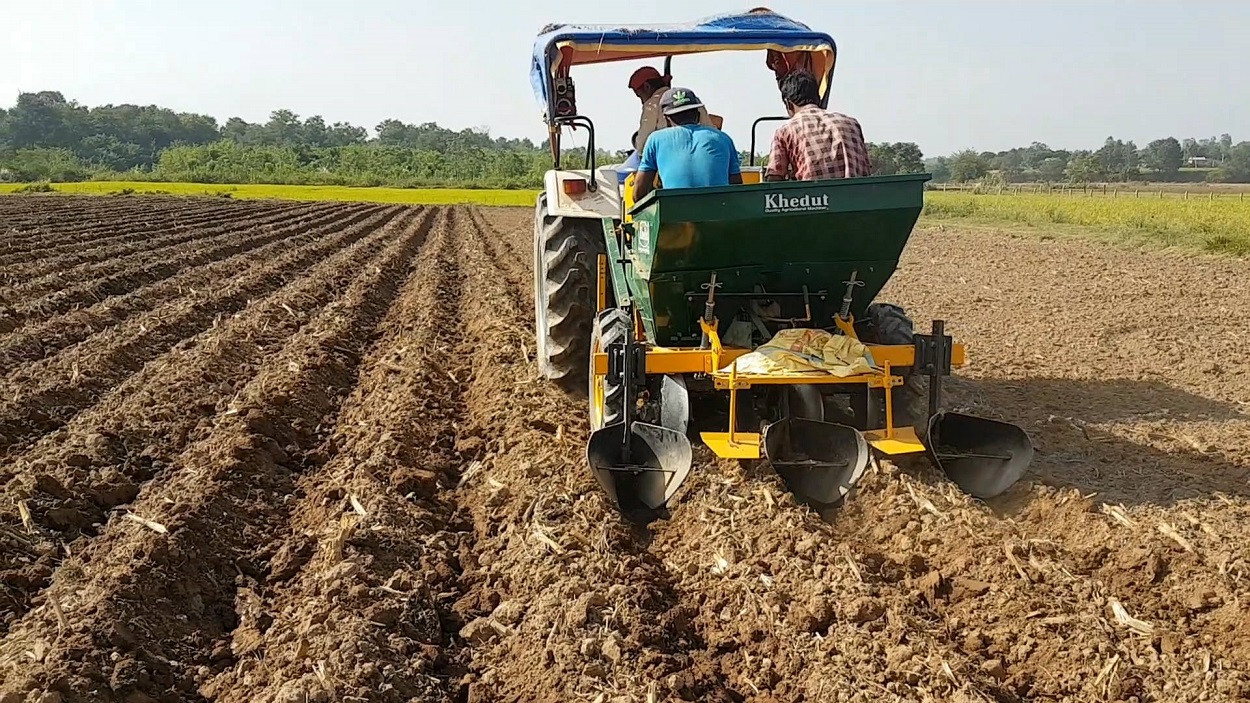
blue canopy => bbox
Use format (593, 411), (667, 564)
(530, 8), (836, 120)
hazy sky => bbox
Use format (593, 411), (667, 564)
(4, 1), (1247, 156)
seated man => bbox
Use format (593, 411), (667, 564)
(633, 88), (743, 202)
(623, 131), (641, 170)
(629, 66), (714, 154)
(766, 70), (871, 181)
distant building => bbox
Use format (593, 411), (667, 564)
(1185, 156), (1216, 168)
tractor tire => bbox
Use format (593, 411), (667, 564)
(533, 194), (607, 392)
(588, 308), (630, 430)
(856, 303), (927, 428)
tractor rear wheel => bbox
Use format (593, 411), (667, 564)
(534, 194), (607, 392)
(855, 303), (927, 428)
(588, 308), (630, 430)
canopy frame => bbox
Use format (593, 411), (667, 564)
(531, 9), (837, 164)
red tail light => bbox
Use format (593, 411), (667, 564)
(562, 178), (588, 195)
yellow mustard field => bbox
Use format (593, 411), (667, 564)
(924, 192), (1250, 254)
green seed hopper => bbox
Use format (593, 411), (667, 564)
(571, 174), (1033, 522)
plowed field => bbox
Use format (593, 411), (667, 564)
(1, 196), (1248, 702)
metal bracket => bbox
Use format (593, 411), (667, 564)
(912, 321), (953, 377)
(913, 320), (952, 425)
(605, 341), (647, 390)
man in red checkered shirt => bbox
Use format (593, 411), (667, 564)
(766, 70), (871, 182)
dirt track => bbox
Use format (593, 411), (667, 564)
(1, 196), (1247, 702)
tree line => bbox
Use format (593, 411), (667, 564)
(0, 91), (562, 187)
(928, 135), (1250, 185)
(1, 91), (1246, 187)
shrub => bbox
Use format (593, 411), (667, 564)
(13, 181), (56, 193)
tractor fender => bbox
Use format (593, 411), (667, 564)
(543, 167), (624, 220)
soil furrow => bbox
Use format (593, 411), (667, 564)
(0, 205), (401, 457)
(0, 208), (434, 633)
(204, 209), (469, 703)
(0, 200), (317, 281)
(0, 200), (287, 268)
(0, 203), (353, 318)
(0, 198), (235, 249)
(495, 209), (1250, 702)
(1, 197), (1245, 702)
(0, 205), (433, 702)
(0, 201), (279, 270)
(0, 204), (378, 362)
(443, 207), (736, 702)
(469, 207), (533, 269)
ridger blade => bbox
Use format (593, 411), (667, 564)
(587, 421), (693, 523)
(926, 411), (1033, 498)
(763, 418), (869, 508)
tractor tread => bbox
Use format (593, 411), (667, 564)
(534, 195), (606, 392)
(856, 302), (928, 427)
(590, 308), (631, 428)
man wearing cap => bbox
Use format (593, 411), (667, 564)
(633, 87), (742, 202)
(629, 66), (714, 154)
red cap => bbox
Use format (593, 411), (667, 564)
(628, 66), (663, 91)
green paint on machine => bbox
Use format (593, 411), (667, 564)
(601, 174), (931, 347)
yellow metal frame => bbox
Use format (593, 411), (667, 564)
(589, 313), (963, 459)
(591, 251), (957, 462)
(591, 340), (964, 376)
(689, 322), (932, 459)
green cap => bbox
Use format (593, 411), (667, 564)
(659, 87), (703, 115)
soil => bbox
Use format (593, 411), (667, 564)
(0, 197), (1246, 702)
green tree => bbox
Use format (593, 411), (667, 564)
(948, 149), (989, 182)
(4, 147), (91, 181)
(222, 117), (261, 144)
(1211, 142), (1250, 182)
(327, 122), (367, 147)
(924, 156), (951, 182)
(1095, 137), (1138, 181)
(1020, 142), (1063, 171)
(1144, 137), (1183, 178)
(1037, 157), (1067, 182)
(1065, 153), (1102, 184)
(992, 150), (1024, 182)
(7, 91), (88, 148)
(868, 142), (924, 175)
(261, 109), (303, 146)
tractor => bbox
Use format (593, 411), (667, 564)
(531, 9), (1033, 522)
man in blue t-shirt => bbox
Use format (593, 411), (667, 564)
(633, 87), (742, 201)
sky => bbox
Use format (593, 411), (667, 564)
(3, 0), (1248, 157)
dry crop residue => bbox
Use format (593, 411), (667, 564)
(0, 197), (1247, 702)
